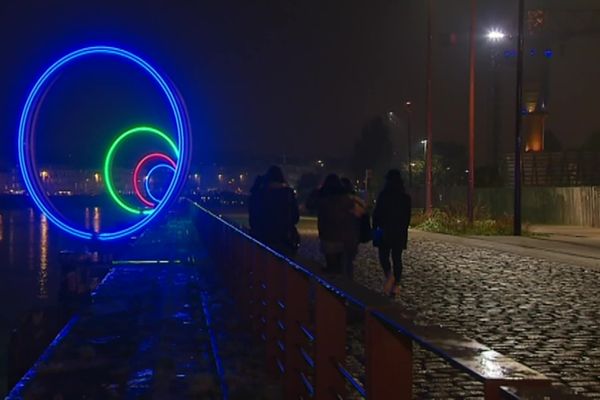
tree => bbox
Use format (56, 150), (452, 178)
(296, 172), (322, 205)
(544, 129), (562, 152)
(350, 116), (394, 184)
(432, 141), (468, 186)
(581, 130), (600, 152)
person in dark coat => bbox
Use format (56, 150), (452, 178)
(259, 166), (300, 253)
(372, 169), (411, 295)
(307, 174), (361, 278)
(248, 175), (265, 239)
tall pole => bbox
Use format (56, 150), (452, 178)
(405, 101), (413, 188)
(425, 0), (433, 215)
(467, 0), (477, 224)
(514, 0), (525, 235)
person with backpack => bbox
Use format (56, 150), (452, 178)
(372, 169), (411, 295)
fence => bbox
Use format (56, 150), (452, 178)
(434, 186), (600, 227)
(191, 200), (582, 399)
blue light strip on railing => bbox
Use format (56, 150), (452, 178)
(299, 346), (315, 369)
(276, 358), (285, 374)
(299, 323), (315, 342)
(300, 371), (315, 398)
(336, 362), (366, 398)
(6, 316), (81, 399)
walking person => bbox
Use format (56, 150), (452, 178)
(372, 169), (411, 296)
(307, 174), (359, 279)
(340, 177), (367, 279)
(259, 166), (300, 253)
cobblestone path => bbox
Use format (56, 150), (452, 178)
(299, 230), (600, 398)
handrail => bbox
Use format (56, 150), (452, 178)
(190, 200), (581, 399)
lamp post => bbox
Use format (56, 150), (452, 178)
(425, 0), (433, 215)
(420, 139), (428, 210)
(405, 101), (413, 188)
(486, 28), (506, 176)
(467, 0), (476, 225)
(514, 0), (525, 236)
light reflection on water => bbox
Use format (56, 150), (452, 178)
(28, 209), (34, 271)
(93, 207), (101, 234)
(38, 215), (48, 299)
(0, 206), (105, 321)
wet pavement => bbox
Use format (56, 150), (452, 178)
(7, 217), (280, 399)
(299, 229), (600, 398)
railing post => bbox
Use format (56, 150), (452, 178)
(365, 311), (413, 399)
(283, 267), (310, 400)
(264, 254), (283, 377)
(251, 244), (264, 333)
(314, 285), (346, 399)
(237, 238), (253, 318)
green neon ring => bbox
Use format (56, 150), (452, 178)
(103, 126), (179, 215)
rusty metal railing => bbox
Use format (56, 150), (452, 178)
(191, 201), (582, 400)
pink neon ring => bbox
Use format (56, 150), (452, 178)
(133, 152), (177, 208)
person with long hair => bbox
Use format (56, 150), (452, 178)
(372, 169), (411, 295)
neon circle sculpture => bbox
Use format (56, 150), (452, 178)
(132, 153), (177, 207)
(18, 46), (192, 241)
(144, 163), (176, 204)
(104, 127), (178, 214)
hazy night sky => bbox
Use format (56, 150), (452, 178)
(1, 0), (600, 169)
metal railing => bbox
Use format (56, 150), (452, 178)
(191, 201), (582, 400)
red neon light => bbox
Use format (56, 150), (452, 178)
(133, 153), (177, 208)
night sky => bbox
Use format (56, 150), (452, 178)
(1, 0), (600, 169)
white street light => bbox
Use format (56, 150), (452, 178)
(486, 29), (506, 42)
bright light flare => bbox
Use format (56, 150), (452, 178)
(487, 29), (506, 42)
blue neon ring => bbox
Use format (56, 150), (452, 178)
(144, 163), (176, 203)
(18, 46), (192, 241)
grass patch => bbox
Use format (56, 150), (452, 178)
(411, 206), (530, 236)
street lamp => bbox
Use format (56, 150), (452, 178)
(420, 139), (428, 161)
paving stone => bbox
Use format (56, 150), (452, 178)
(298, 231), (600, 398)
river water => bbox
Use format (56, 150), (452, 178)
(0, 205), (104, 394)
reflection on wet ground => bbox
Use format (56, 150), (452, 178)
(0, 205), (111, 395)
(6, 215), (281, 399)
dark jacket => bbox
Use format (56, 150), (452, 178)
(260, 183), (299, 249)
(307, 190), (357, 245)
(372, 189), (411, 248)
